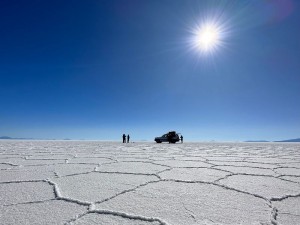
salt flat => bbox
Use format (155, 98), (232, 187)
(0, 141), (300, 225)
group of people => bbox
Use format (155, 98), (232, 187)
(122, 134), (130, 143)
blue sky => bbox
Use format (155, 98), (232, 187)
(1, 0), (299, 141)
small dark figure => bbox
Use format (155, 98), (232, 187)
(180, 135), (183, 143)
(127, 134), (130, 143)
(122, 134), (126, 143)
(167, 133), (172, 144)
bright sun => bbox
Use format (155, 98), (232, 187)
(195, 23), (221, 52)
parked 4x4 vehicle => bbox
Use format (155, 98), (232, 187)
(155, 131), (180, 143)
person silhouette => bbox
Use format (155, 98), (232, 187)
(122, 134), (126, 143)
(180, 135), (183, 143)
(167, 132), (172, 144)
(127, 134), (130, 143)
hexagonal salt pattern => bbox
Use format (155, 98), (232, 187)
(1, 141), (299, 225)
(52, 172), (159, 203)
(96, 181), (272, 225)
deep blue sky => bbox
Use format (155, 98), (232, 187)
(1, 0), (299, 141)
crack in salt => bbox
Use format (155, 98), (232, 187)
(270, 193), (300, 202)
(3, 199), (55, 207)
(46, 179), (91, 206)
(95, 180), (161, 205)
(87, 209), (169, 225)
(182, 203), (197, 222)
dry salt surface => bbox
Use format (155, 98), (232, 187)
(0, 141), (300, 225)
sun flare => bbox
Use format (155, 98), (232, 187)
(189, 18), (228, 56)
(195, 23), (221, 52)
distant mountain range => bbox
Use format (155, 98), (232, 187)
(0, 136), (70, 140)
(0, 136), (74, 141)
(275, 138), (300, 142)
(0, 136), (11, 139)
(245, 138), (300, 142)
(0, 136), (33, 140)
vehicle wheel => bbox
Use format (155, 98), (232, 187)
(156, 141), (162, 143)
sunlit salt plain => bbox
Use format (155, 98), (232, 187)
(0, 141), (300, 225)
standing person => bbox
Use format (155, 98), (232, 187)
(167, 132), (172, 144)
(180, 135), (183, 143)
(122, 134), (126, 143)
(127, 134), (130, 143)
